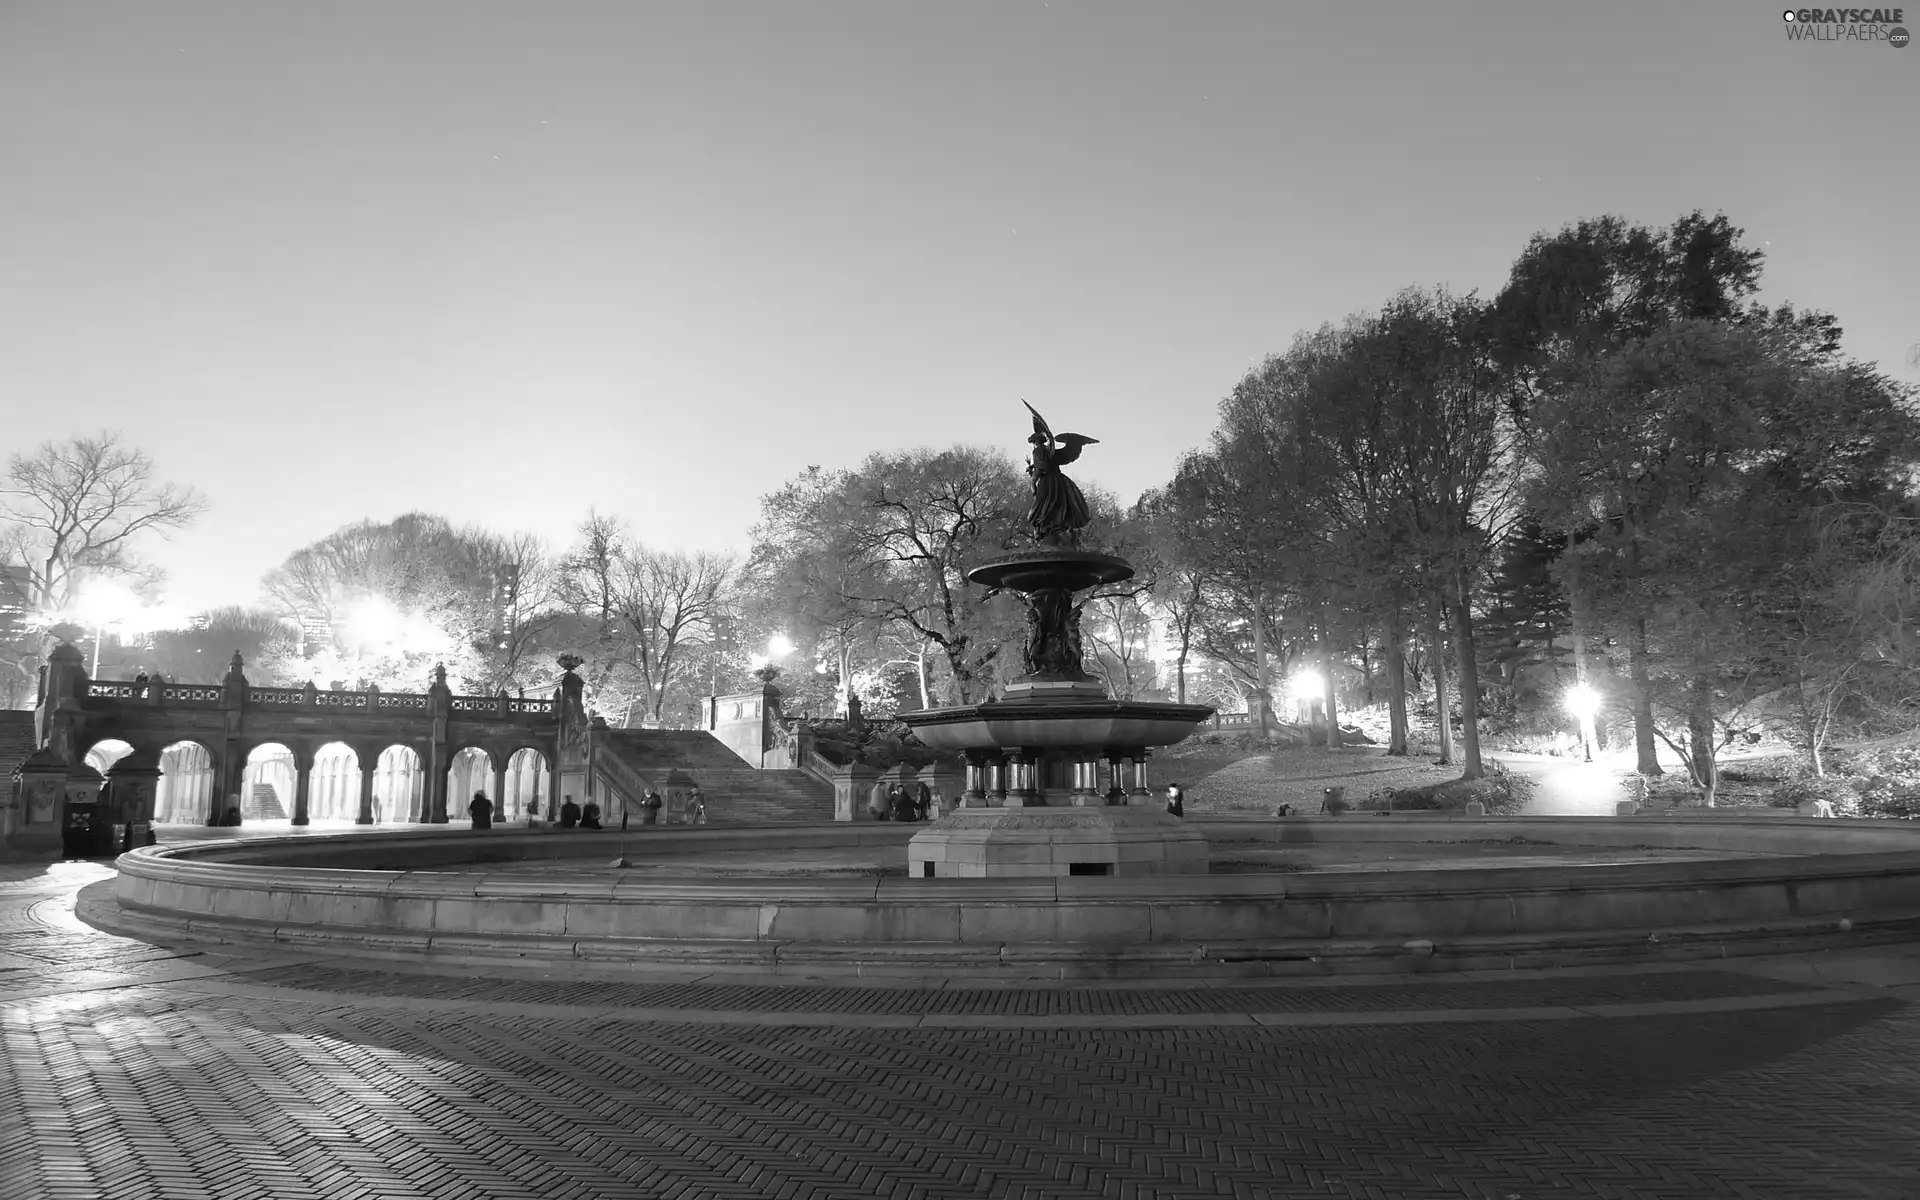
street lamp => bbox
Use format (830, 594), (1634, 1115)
(1564, 684), (1600, 763)
(1290, 671), (1322, 722)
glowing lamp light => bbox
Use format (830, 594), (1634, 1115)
(1564, 684), (1601, 762)
(343, 597), (404, 650)
(1564, 684), (1601, 720)
(767, 634), (795, 659)
(1291, 671), (1324, 698)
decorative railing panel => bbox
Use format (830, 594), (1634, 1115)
(87, 683), (143, 699)
(376, 694), (429, 710)
(247, 688), (307, 706)
(311, 692), (370, 710)
(1209, 712), (1253, 730)
(160, 686), (223, 705)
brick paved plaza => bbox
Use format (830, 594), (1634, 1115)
(4, 853), (1919, 1200)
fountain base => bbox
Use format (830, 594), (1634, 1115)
(906, 807), (1208, 879)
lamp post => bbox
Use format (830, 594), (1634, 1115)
(1565, 684), (1600, 763)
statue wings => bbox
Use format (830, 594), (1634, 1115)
(1022, 400), (1099, 465)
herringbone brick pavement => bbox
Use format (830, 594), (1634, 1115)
(2, 862), (1917, 1199)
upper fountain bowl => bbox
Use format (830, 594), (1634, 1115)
(967, 548), (1135, 593)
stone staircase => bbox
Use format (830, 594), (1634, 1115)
(595, 729), (835, 823)
(243, 784), (287, 821)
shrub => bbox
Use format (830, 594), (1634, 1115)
(1767, 777), (1862, 816)
(1717, 757), (1796, 785)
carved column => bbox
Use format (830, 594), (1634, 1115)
(355, 749), (377, 825)
(986, 756), (1008, 807)
(962, 750), (990, 808)
(1127, 750), (1154, 806)
(291, 750), (312, 826)
(1004, 751), (1037, 807)
(1105, 753), (1129, 805)
(426, 664), (452, 823)
(1069, 758), (1103, 807)
(491, 756), (507, 814)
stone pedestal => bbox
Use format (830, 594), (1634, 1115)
(905, 807), (1208, 879)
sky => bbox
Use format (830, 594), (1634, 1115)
(2, 0), (1915, 615)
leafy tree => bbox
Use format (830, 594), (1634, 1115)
(1529, 320), (1919, 801)
(1495, 210), (1767, 770)
(556, 514), (738, 726)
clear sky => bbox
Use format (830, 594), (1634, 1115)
(2, 0), (1914, 613)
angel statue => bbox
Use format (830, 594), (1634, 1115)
(1022, 401), (1098, 544)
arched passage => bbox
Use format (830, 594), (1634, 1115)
(372, 746), (423, 825)
(242, 744), (297, 823)
(156, 741), (215, 825)
(504, 748), (551, 821)
(85, 739), (135, 777)
(310, 742), (362, 823)
(450, 747), (494, 820)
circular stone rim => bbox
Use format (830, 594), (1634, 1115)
(966, 549), (1135, 591)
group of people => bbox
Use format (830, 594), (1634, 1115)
(868, 779), (938, 822)
(466, 785), (705, 830)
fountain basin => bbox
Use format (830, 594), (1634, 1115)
(902, 699), (1216, 752)
(96, 816), (1920, 979)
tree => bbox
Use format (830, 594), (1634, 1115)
(0, 432), (207, 699)
(262, 512), (558, 694)
(1495, 210), (1767, 771)
(1528, 320), (1919, 801)
(751, 448), (1026, 706)
(557, 515), (738, 725)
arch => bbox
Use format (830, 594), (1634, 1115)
(450, 747), (494, 818)
(371, 745), (423, 825)
(156, 740), (216, 824)
(85, 738), (136, 777)
(504, 747), (552, 821)
(309, 741), (363, 823)
(242, 743), (298, 824)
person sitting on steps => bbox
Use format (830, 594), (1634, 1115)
(580, 799), (603, 830)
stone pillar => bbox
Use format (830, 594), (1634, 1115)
(426, 664), (452, 823)
(355, 751), (377, 825)
(832, 764), (877, 822)
(960, 752), (988, 808)
(986, 756), (1008, 806)
(492, 757), (508, 814)
(1004, 752), (1038, 808)
(291, 752), (312, 826)
(106, 747), (162, 851)
(1068, 758), (1103, 807)
(1105, 753), (1129, 805)
(555, 655), (589, 817)
(1127, 750), (1155, 806)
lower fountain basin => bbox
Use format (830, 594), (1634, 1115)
(95, 816), (1920, 979)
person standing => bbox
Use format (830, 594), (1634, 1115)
(868, 778), (891, 821)
(915, 780), (932, 822)
(689, 785), (707, 825)
(642, 788), (663, 826)
(1165, 784), (1186, 819)
(468, 791), (493, 830)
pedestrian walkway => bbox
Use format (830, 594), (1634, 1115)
(3, 857), (1918, 1198)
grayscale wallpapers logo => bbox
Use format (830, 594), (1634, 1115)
(1783, 8), (1910, 45)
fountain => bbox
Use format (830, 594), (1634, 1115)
(896, 403), (1217, 878)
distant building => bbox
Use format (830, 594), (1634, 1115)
(0, 564), (32, 636)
